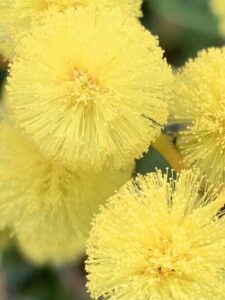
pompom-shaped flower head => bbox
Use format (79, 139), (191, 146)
(0, 0), (143, 59)
(86, 170), (225, 300)
(170, 48), (225, 184)
(7, 8), (172, 172)
(0, 123), (133, 265)
(211, 0), (225, 36)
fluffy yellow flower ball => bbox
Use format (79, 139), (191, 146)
(0, 123), (133, 265)
(8, 8), (172, 172)
(211, 0), (225, 36)
(86, 170), (225, 300)
(0, 0), (143, 59)
(170, 48), (225, 184)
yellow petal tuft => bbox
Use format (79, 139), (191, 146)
(170, 47), (225, 184)
(0, 123), (133, 264)
(0, 0), (143, 59)
(86, 170), (225, 300)
(8, 7), (172, 172)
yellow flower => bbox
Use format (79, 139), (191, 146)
(0, 0), (143, 59)
(0, 123), (133, 264)
(86, 170), (225, 300)
(8, 8), (172, 172)
(8, 8), (172, 170)
(211, 0), (225, 36)
(170, 48), (225, 184)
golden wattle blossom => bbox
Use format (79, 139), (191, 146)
(8, 8), (172, 172)
(86, 170), (225, 300)
(170, 47), (225, 184)
(0, 123), (133, 264)
(0, 0), (143, 59)
(211, 0), (225, 36)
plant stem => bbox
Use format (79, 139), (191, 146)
(153, 134), (184, 173)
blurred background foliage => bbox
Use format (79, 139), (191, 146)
(0, 0), (224, 299)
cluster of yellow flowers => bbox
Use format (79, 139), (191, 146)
(1, 0), (225, 299)
(0, 0), (172, 264)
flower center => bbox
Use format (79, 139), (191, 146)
(68, 68), (108, 105)
(143, 226), (192, 281)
